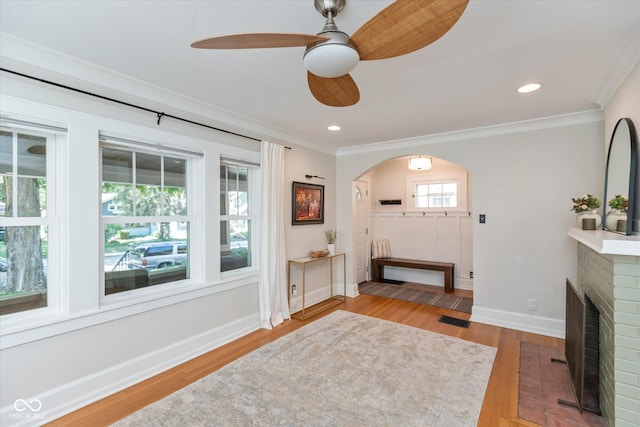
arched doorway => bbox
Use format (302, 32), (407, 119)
(352, 155), (473, 291)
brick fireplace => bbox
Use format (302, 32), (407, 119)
(569, 228), (640, 427)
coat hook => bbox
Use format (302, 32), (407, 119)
(422, 211), (426, 216)
(445, 210), (448, 216)
(402, 211), (406, 216)
(468, 211), (471, 216)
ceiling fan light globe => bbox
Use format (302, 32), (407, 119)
(303, 43), (359, 78)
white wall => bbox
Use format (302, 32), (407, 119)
(283, 145), (338, 312)
(338, 114), (604, 337)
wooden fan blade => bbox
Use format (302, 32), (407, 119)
(191, 33), (329, 49)
(350, 0), (469, 61)
(307, 72), (360, 107)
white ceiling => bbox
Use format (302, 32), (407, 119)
(1, 0), (639, 151)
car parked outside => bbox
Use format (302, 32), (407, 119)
(127, 241), (187, 270)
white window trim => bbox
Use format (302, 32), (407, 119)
(0, 124), (66, 327)
(0, 96), (261, 349)
(219, 158), (260, 277)
(98, 136), (200, 306)
(405, 172), (468, 212)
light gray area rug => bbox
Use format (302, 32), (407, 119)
(115, 310), (497, 427)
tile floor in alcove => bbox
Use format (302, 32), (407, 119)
(518, 342), (605, 427)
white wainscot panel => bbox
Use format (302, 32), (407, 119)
(414, 216), (437, 260)
(392, 216), (414, 258)
(375, 216), (395, 242)
(436, 215), (461, 265)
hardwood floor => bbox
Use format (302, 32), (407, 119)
(46, 290), (563, 427)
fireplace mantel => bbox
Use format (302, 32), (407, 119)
(569, 228), (640, 426)
(568, 227), (640, 256)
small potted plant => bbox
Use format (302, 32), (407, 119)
(571, 194), (601, 229)
(571, 194), (601, 213)
(605, 194), (628, 231)
(325, 229), (337, 254)
(608, 194), (628, 213)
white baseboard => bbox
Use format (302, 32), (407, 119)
(347, 282), (359, 298)
(0, 313), (261, 427)
(471, 306), (565, 338)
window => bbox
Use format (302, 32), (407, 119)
(0, 121), (62, 316)
(415, 183), (458, 208)
(406, 172), (468, 212)
(101, 136), (197, 296)
(220, 160), (254, 272)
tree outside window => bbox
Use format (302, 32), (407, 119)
(0, 129), (52, 315)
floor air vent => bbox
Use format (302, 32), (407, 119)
(438, 315), (470, 328)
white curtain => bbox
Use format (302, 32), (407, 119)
(259, 141), (290, 329)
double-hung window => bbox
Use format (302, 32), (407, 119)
(101, 134), (198, 296)
(0, 118), (64, 316)
(220, 160), (255, 272)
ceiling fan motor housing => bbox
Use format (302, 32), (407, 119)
(305, 0), (359, 78)
(314, 0), (346, 17)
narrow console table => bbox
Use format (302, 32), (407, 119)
(288, 252), (346, 320)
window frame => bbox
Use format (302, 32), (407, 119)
(406, 172), (468, 212)
(0, 119), (66, 322)
(99, 135), (200, 304)
(0, 96), (261, 348)
(219, 158), (259, 276)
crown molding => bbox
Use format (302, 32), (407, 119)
(336, 109), (604, 157)
(594, 25), (640, 108)
(0, 33), (610, 159)
(0, 33), (325, 152)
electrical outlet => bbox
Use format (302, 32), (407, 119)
(292, 284), (297, 296)
(527, 298), (536, 310)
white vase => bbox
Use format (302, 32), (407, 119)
(327, 243), (335, 255)
(604, 210), (626, 231)
(576, 210), (601, 229)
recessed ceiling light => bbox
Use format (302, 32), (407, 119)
(328, 125), (341, 131)
(517, 83), (542, 93)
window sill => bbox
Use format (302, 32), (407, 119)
(0, 273), (259, 349)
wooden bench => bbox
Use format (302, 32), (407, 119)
(371, 258), (455, 293)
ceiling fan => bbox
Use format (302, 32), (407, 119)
(191, 0), (469, 107)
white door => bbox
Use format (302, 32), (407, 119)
(353, 180), (369, 284)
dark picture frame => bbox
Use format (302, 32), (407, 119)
(292, 181), (324, 225)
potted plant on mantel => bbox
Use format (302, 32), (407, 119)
(571, 194), (601, 229)
(605, 194), (628, 231)
(325, 229), (337, 255)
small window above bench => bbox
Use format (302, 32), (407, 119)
(406, 172), (468, 212)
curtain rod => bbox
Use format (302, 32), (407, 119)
(1, 67), (264, 143)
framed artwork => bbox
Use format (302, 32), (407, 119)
(292, 181), (324, 225)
